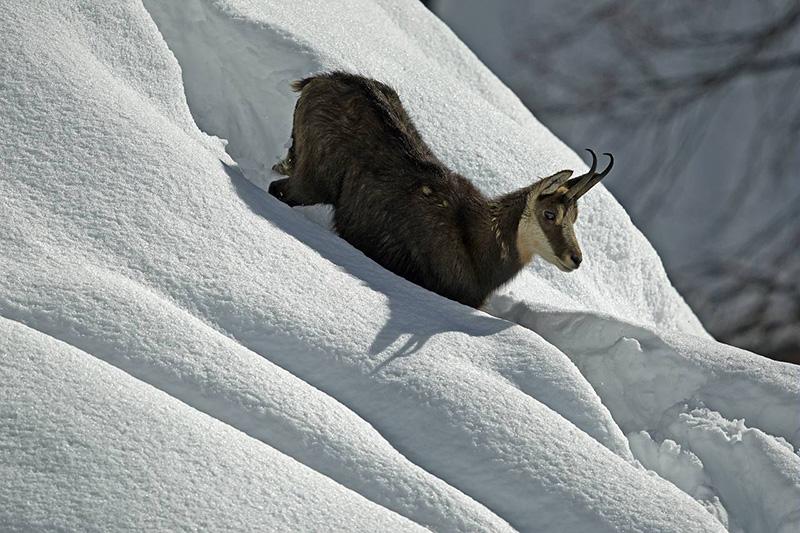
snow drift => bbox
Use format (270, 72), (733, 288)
(1, 1), (797, 532)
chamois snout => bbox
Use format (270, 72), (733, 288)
(566, 251), (582, 269)
(549, 226), (582, 273)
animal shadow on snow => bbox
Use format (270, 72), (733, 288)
(223, 161), (512, 372)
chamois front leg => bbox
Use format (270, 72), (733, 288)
(268, 177), (305, 207)
(268, 173), (326, 207)
(270, 143), (310, 206)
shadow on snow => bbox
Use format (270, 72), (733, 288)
(222, 160), (512, 373)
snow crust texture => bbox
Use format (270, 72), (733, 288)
(1, 1), (797, 532)
(0, 319), (422, 532)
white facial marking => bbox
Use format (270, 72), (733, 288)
(517, 213), (552, 264)
(516, 192), (558, 265)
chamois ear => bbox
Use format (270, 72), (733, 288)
(538, 170), (573, 196)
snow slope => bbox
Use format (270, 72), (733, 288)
(1, 1), (797, 532)
(0, 318), (422, 532)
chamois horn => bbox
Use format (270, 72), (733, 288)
(565, 149), (614, 200)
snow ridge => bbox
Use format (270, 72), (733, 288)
(1, 0), (796, 532)
(0, 318), (422, 532)
(0, 260), (511, 532)
(489, 298), (800, 532)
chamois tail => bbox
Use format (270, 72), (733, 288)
(291, 77), (316, 92)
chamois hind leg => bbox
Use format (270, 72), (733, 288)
(269, 132), (329, 207)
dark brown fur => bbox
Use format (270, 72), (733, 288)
(269, 72), (575, 308)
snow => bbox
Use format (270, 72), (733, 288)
(659, 404), (800, 533)
(0, 318), (422, 532)
(1, 0), (796, 532)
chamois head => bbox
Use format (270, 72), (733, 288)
(517, 149), (614, 272)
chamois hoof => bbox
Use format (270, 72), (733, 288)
(268, 178), (289, 200)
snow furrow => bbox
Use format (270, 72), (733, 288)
(492, 304), (800, 447)
(0, 316), (424, 532)
(0, 254), (511, 533)
(658, 404), (800, 533)
(489, 299), (800, 532)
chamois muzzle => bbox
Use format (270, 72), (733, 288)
(564, 149), (614, 201)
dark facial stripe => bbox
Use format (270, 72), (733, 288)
(542, 220), (578, 258)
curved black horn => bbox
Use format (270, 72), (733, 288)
(565, 149), (598, 200)
(572, 152), (614, 200)
(597, 152), (614, 177)
(585, 148), (598, 175)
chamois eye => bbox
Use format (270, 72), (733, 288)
(544, 210), (555, 221)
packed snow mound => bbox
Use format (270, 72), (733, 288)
(0, 319), (422, 532)
(1, 1), (796, 532)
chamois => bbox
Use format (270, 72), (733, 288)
(269, 72), (613, 308)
